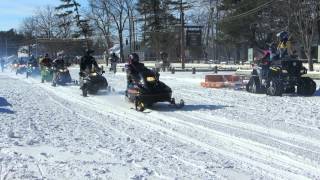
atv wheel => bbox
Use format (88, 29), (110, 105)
(266, 78), (283, 96)
(246, 76), (262, 94)
(297, 77), (316, 96)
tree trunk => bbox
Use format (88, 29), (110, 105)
(119, 30), (124, 63)
(128, 10), (132, 54)
(318, 20), (320, 44)
(307, 49), (314, 71)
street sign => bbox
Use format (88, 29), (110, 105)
(186, 30), (202, 47)
(248, 48), (253, 62)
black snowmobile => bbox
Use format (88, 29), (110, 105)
(52, 66), (75, 86)
(81, 68), (109, 97)
(125, 68), (184, 111)
(246, 58), (316, 96)
(15, 64), (27, 75)
(26, 63), (40, 78)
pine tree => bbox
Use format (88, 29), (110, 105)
(56, 0), (92, 47)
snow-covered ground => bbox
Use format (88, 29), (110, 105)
(1, 67), (320, 180)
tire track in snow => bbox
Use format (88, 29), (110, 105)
(37, 83), (312, 180)
(17, 75), (223, 179)
(8, 72), (320, 179)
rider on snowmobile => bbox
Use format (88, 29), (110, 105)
(79, 49), (100, 89)
(40, 53), (53, 68)
(28, 55), (38, 67)
(80, 49), (100, 75)
(52, 52), (65, 86)
(126, 53), (152, 87)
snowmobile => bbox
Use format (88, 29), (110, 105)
(125, 68), (184, 111)
(52, 66), (75, 86)
(26, 63), (40, 78)
(40, 66), (53, 83)
(81, 68), (109, 97)
(246, 58), (316, 96)
(15, 64), (27, 75)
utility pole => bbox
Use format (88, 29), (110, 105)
(215, 0), (220, 62)
(5, 39), (8, 58)
(180, 0), (185, 69)
(133, 17), (136, 52)
(36, 38), (38, 58)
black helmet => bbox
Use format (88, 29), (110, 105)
(128, 53), (139, 64)
(277, 31), (289, 43)
(85, 49), (95, 55)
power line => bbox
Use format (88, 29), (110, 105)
(220, 0), (274, 23)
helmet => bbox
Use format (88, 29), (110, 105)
(277, 31), (289, 43)
(85, 49), (94, 55)
(57, 50), (64, 57)
(128, 53), (139, 64)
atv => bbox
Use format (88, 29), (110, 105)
(52, 66), (75, 86)
(40, 66), (53, 83)
(246, 59), (316, 96)
(26, 63), (40, 78)
(125, 68), (184, 111)
(81, 68), (109, 97)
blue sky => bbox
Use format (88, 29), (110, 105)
(0, 0), (88, 31)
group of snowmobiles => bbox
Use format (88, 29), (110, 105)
(13, 50), (184, 112)
(246, 31), (317, 96)
(77, 50), (183, 112)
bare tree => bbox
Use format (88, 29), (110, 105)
(96, 0), (130, 62)
(56, 13), (73, 38)
(20, 16), (39, 38)
(35, 6), (59, 38)
(88, 0), (112, 52)
(292, 0), (320, 71)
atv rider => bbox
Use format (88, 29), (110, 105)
(126, 53), (154, 88)
(52, 52), (66, 86)
(276, 31), (291, 59)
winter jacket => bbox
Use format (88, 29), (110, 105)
(80, 55), (99, 72)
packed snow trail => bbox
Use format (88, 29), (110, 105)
(0, 69), (320, 179)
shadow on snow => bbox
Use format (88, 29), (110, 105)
(150, 104), (232, 112)
(0, 97), (14, 114)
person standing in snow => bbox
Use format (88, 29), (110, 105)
(110, 52), (119, 74)
(0, 57), (4, 72)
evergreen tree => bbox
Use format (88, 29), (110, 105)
(56, 0), (92, 47)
